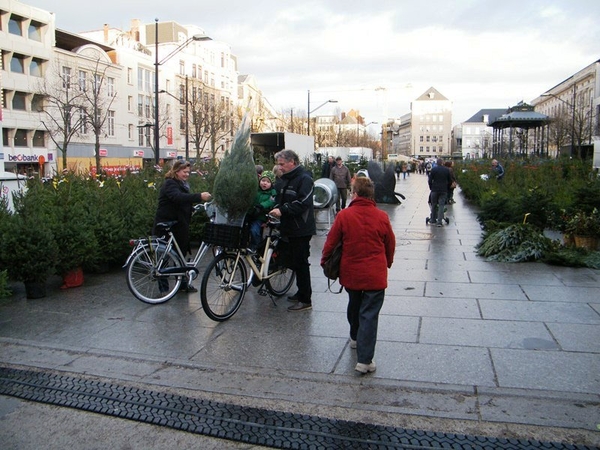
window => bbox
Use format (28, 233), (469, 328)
(8, 16), (23, 36)
(192, 64), (197, 78)
(138, 127), (145, 147)
(79, 70), (87, 91)
(107, 77), (115, 97)
(128, 124), (134, 140)
(128, 96), (133, 112)
(33, 130), (45, 147)
(78, 108), (87, 133)
(14, 129), (27, 147)
(2, 129), (9, 147)
(179, 60), (185, 75)
(145, 96), (151, 118)
(137, 68), (144, 90)
(180, 111), (185, 130)
(94, 74), (102, 91)
(32, 94), (44, 112)
(127, 67), (133, 84)
(108, 111), (115, 136)
(137, 95), (144, 116)
(28, 21), (42, 41)
(12, 92), (27, 110)
(30, 58), (43, 77)
(62, 66), (72, 88)
(10, 54), (25, 73)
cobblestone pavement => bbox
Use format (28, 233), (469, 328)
(1, 172), (599, 448)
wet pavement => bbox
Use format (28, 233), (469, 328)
(1, 172), (599, 448)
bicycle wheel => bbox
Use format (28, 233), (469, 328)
(126, 244), (183, 304)
(201, 253), (247, 321)
(265, 267), (295, 296)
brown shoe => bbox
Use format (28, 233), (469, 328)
(287, 302), (312, 312)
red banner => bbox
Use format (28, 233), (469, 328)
(167, 126), (173, 145)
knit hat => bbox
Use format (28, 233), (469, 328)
(260, 170), (275, 184)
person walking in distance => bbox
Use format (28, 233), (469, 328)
(428, 158), (452, 227)
(269, 149), (316, 312)
(321, 177), (395, 374)
(330, 156), (352, 212)
(491, 159), (505, 181)
(321, 155), (335, 179)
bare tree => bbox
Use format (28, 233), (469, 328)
(79, 60), (117, 174)
(187, 82), (236, 160)
(36, 62), (86, 171)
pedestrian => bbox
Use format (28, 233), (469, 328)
(395, 162), (401, 180)
(491, 159), (505, 181)
(269, 149), (316, 312)
(330, 156), (352, 212)
(444, 160), (457, 204)
(401, 162), (408, 179)
(427, 158), (452, 227)
(153, 160), (212, 292)
(321, 155), (335, 179)
(248, 170), (276, 251)
(425, 160), (432, 177)
(321, 177), (395, 374)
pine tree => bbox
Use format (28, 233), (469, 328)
(213, 114), (257, 222)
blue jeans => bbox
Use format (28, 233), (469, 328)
(429, 191), (447, 224)
(249, 220), (264, 249)
(347, 289), (385, 364)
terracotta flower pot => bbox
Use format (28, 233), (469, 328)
(573, 236), (599, 250)
(61, 267), (84, 289)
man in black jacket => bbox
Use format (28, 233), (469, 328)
(269, 149), (316, 311)
(427, 158), (452, 227)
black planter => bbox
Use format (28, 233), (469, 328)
(24, 281), (47, 299)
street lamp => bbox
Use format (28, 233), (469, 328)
(154, 19), (211, 164)
(307, 89), (337, 136)
(541, 85), (577, 157)
(357, 120), (377, 146)
(159, 75), (191, 160)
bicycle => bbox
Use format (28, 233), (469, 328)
(124, 201), (216, 304)
(200, 215), (295, 322)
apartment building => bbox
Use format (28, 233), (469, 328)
(411, 87), (452, 158)
(1, 0), (54, 174)
(455, 109), (506, 159)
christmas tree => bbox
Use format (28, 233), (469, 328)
(213, 113), (257, 223)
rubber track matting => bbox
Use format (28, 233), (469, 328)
(0, 367), (593, 449)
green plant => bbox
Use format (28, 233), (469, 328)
(565, 208), (600, 238)
(213, 114), (257, 220)
(476, 223), (555, 262)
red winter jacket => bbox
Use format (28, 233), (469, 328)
(321, 197), (395, 290)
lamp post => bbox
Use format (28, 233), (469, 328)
(159, 75), (190, 160)
(541, 85), (577, 158)
(307, 89), (337, 136)
(154, 19), (211, 164)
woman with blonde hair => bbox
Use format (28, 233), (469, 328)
(321, 177), (395, 373)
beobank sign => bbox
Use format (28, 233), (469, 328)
(8, 154), (43, 162)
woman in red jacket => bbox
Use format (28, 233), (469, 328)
(321, 177), (395, 374)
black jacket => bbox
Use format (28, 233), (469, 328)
(428, 165), (452, 193)
(153, 178), (203, 254)
(275, 165), (316, 238)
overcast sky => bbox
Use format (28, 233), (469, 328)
(25, 0), (600, 129)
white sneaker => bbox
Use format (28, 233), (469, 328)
(355, 361), (376, 374)
(349, 339), (357, 349)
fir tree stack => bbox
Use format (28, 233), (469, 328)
(213, 113), (257, 224)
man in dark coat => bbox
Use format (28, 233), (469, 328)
(427, 158), (452, 227)
(269, 149), (316, 311)
(321, 155), (335, 179)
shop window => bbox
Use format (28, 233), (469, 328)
(2, 129), (9, 147)
(33, 130), (45, 147)
(12, 92), (27, 110)
(14, 129), (28, 147)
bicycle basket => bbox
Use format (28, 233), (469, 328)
(202, 223), (249, 249)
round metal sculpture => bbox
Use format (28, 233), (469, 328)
(313, 178), (338, 209)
